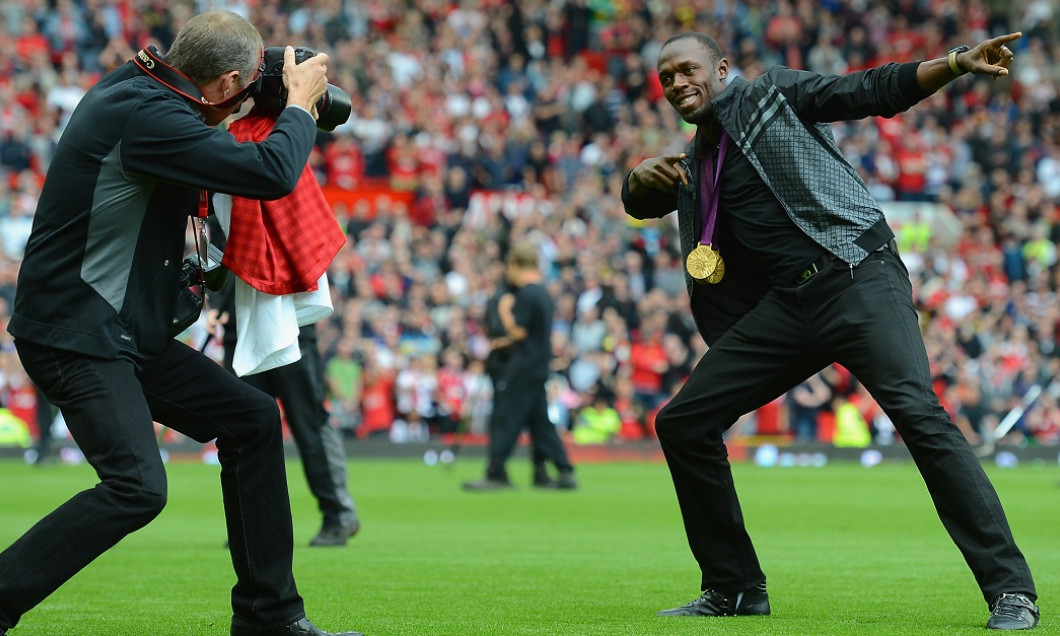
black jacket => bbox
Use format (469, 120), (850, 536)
(623, 62), (929, 344)
(9, 61), (317, 361)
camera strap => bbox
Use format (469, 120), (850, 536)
(183, 216), (208, 298)
(192, 192), (211, 292)
(133, 45), (264, 110)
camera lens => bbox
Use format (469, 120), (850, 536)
(315, 84), (352, 132)
(248, 46), (351, 131)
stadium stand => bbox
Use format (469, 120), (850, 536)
(1, 0), (1059, 456)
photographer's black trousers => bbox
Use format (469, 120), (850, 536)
(656, 246), (1036, 605)
(223, 339), (357, 530)
(0, 339), (307, 631)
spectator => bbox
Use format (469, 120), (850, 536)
(627, 310), (669, 412)
(787, 372), (834, 443)
(357, 351), (396, 439)
(572, 388), (622, 444)
(325, 336), (364, 435)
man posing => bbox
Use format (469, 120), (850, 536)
(0, 11), (360, 636)
(623, 30), (1037, 630)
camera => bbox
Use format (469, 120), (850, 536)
(170, 243), (226, 337)
(178, 242), (228, 292)
(248, 46), (352, 132)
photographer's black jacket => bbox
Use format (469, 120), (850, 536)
(9, 61), (318, 361)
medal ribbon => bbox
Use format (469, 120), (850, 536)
(698, 131), (729, 245)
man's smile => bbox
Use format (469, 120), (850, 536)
(678, 93), (697, 104)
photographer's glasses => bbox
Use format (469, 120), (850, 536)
(212, 46), (266, 110)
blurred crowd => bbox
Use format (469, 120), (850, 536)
(1, 0), (1060, 452)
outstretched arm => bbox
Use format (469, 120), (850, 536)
(773, 31), (1023, 124)
(917, 32), (1020, 93)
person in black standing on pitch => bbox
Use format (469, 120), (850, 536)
(464, 241), (576, 490)
(623, 30), (1037, 630)
(481, 258), (555, 487)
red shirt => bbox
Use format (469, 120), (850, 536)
(226, 112), (346, 295)
(629, 338), (666, 393)
(894, 145), (927, 195)
(359, 371), (396, 437)
(436, 368), (467, 415)
(15, 33), (49, 64)
(324, 141), (364, 190)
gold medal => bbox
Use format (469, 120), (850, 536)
(688, 133), (730, 285)
(704, 252), (725, 284)
(686, 243), (721, 282)
(686, 243), (717, 280)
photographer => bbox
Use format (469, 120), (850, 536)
(0, 10), (361, 636)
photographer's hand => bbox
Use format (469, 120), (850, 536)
(282, 45), (329, 119)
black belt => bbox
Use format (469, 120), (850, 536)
(795, 253), (833, 286)
(795, 240), (897, 286)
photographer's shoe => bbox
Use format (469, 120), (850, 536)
(987, 593), (1039, 630)
(658, 582), (770, 617)
(230, 617), (362, 635)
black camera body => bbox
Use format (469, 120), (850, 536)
(170, 243), (227, 337)
(248, 46), (352, 132)
(178, 242), (227, 292)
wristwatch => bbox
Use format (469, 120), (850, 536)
(948, 45), (970, 76)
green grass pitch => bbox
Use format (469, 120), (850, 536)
(0, 454), (1057, 635)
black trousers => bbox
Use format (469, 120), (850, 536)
(223, 340), (356, 528)
(657, 246), (1035, 604)
(487, 377), (573, 480)
(0, 339), (305, 631)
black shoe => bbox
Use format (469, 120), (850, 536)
(533, 473), (557, 488)
(534, 472), (577, 490)
(230, 617), (363, 635)
(658, 582), (770, 616)
(987, 593), (1039, 630)
(533, 468), (554, 488)
(309, 520), (361, 547)
(462, 476), (514, 491)
(555, 472), (577, 490)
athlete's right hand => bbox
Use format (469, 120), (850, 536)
(628, 153), (691, 196)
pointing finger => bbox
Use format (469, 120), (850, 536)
(672, 153), (690, 187)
